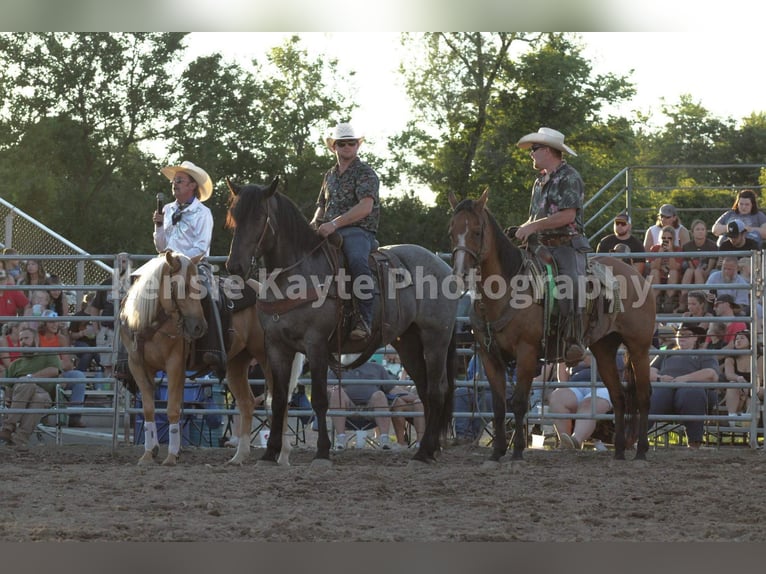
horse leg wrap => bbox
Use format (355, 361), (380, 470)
(144, 421), (159, 452)
(168, 423), (181, 455)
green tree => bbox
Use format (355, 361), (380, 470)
(391, 33), (637, 231)
(0, 32), (188, 253)
(168, 35), (356, 255)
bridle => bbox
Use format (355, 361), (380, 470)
(450, 208), (486, 273)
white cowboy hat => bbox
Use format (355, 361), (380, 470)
(517, 127), (577, 156)
(325, 122), (365, 149)
(161, 161), (213, 202)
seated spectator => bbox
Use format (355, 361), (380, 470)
(655, 324), (677, 350)
(68, 293), (99, 373)
(45, 274), (70, 317)
(706, 256), (750, 311)
(649, 323), (719, 449)
(712, 294), (748, 347)
(388, 383), (425, 449)
(643, 204), (690, 252)
(0, 325), (62, 446)
(17, 258), (49, 300)
(717, 219), (760, 253)
(678, 219), (717, 312)
(0, 322), (22, 378)
(596, 211), (646, 275)
(1, 248), (23, 281)
(702, 321), (730, 376)
(328, 360), (396, 450)
(551, 353), (624, 451)
(722, 329), (763, 423)
(648, 225), (683, 312)
(453, 354), (514, 444)
(37, 310), (87, 428)
(712, 189), (766, 248)
(681, 290), (714, 332)
(0, 268), (30, 330)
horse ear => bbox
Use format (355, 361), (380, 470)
(267, 177), (279, 197)
(448, 192), (458, 210)
(476, 188), (489, 210)
(225, 176), (240, 196)
(164, 251), (181, 273)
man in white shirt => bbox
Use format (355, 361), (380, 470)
(152, 161), (223, 373)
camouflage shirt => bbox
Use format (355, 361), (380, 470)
(316, 157), (380, 233)
(528, 161), (584, 235)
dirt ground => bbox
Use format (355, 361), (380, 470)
(2, 441), (765, 543)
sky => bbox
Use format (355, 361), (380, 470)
(185, 31), (765, 203)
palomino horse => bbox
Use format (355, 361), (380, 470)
(119, 251), (207, 466)
(225, 177), (457, 465)
(448, 190), (655, 462)
(120, 251), (303, 466)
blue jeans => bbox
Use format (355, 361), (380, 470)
(74, 339), (99, 372)
(453, 387), (492, 439)
(61, 369), (87, 421)
(337, 226), (376, 326)
(649, 386), (716, 443)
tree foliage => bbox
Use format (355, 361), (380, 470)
(0, 32), (763, 259)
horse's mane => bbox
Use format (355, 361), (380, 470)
(120, 255), (168, 331)
(228, 183), (322, 255)
(272, 191), (324, 253)
(454, 198), (524, 278)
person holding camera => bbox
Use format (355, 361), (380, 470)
(649, 225), (683, 313)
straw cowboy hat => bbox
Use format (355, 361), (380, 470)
(517, 127), (577, 156)
(161, 161), (213, 202)
(326, 122), (365, 150)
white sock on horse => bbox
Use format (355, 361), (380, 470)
(144, 421), (159, 452)
(168, 422), (181, 455)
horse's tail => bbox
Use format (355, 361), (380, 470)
(623, 349), (640, 449)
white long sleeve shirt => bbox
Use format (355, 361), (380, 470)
(153, 198), (213, 260)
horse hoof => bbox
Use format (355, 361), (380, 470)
(162, 454), (179, 466)
(137, 452), (156, 466)
(224, 457), (246, 467)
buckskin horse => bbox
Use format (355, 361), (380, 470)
(119, 251), (302, 466)
(225, 177), (457, 466)
(448, 189), (655, 462)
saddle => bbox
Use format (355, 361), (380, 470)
(521, 242), (622, 363)
(330, 245), (409, 370)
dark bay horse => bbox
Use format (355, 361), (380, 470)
(119, 251), (207, 466)
(225, 177), (457, 465)
(448, 190), (655, 462)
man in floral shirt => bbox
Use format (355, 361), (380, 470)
(515, 127), (589, 364)
(312, 122), (380, 341)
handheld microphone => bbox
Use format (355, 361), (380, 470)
(156, 192), (165, 214)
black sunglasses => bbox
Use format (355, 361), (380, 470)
(335, 140), (358, 148)
(530, 144), (546, 152)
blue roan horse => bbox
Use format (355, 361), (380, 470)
(225, 177), (457, 465)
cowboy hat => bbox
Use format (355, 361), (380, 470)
(161, 161), (213, 202)
(517, 127), (577, 156)
(326, 122), (365, 149)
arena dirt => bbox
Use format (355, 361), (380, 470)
(1, 442), (763, 542)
